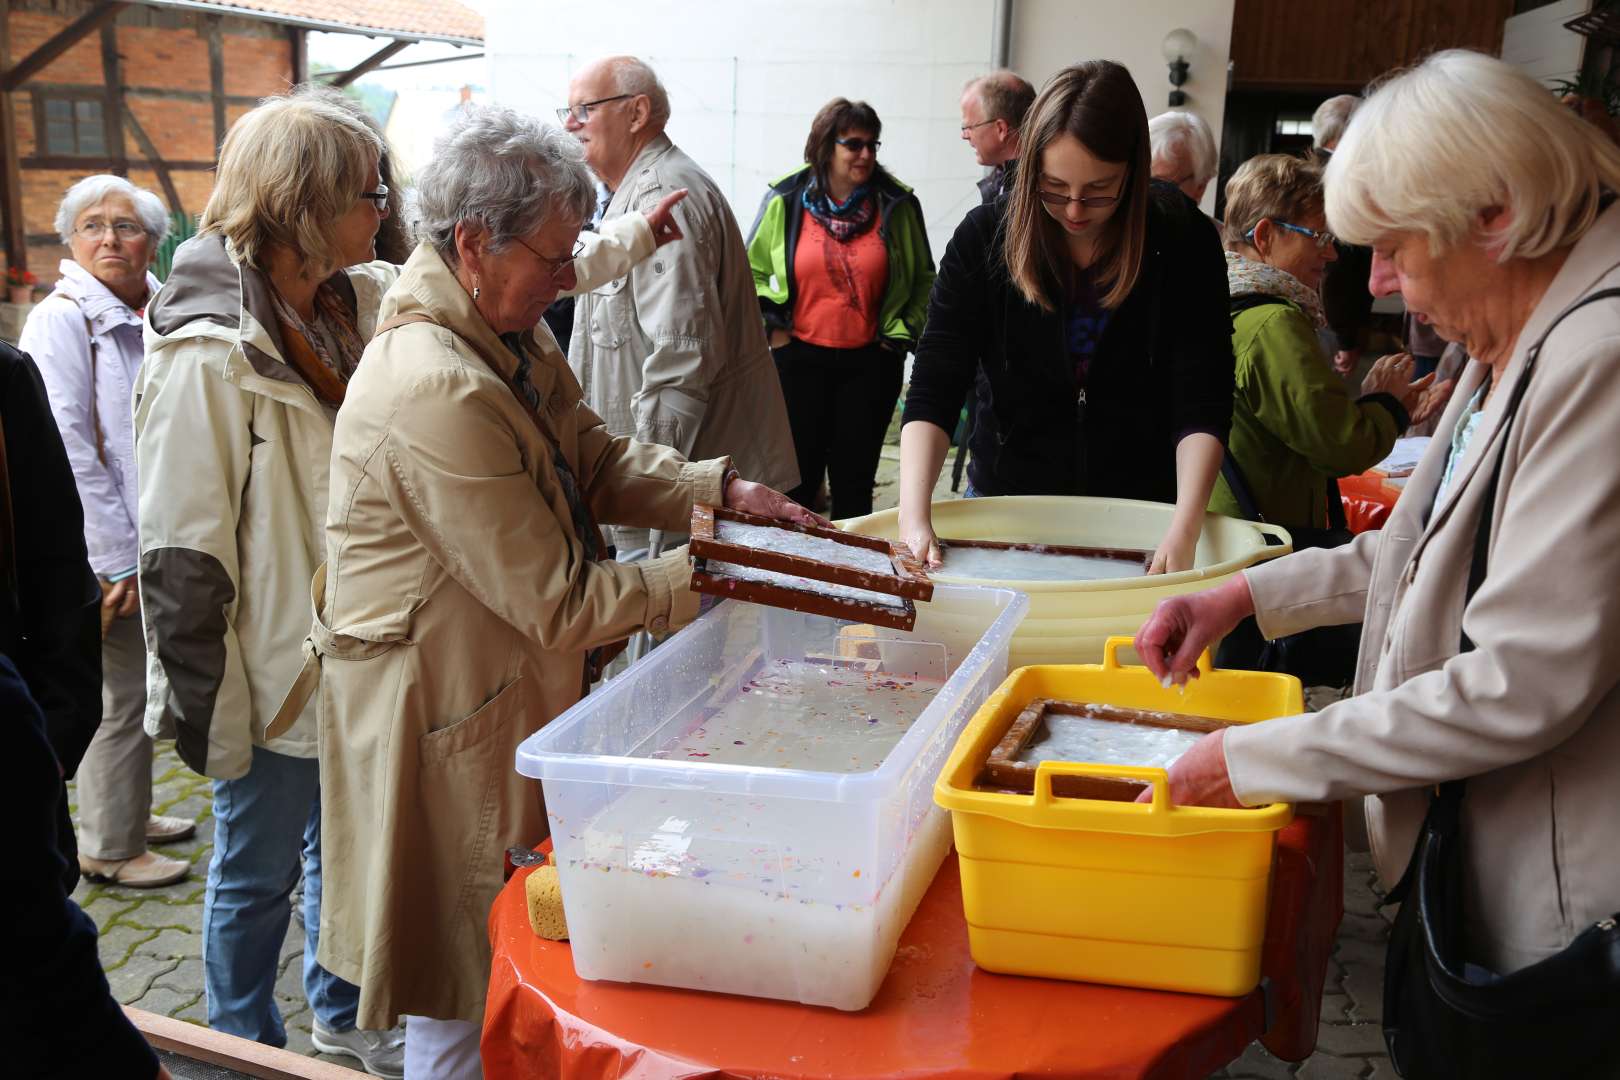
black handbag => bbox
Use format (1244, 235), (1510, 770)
(1216, 450), (1360, 687)
(1381, 288), (1620, 1079)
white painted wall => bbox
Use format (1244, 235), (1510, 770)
(1502, 0), (1591, 87)
(487, 0), (1235, 253)
(1009, 0), (1235, 215)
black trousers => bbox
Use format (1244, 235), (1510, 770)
(772, 339), (903, 521)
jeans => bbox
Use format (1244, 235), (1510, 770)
(204, 745), (359, 1045)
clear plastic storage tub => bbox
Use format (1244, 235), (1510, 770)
(515, 585), (1027, 1010)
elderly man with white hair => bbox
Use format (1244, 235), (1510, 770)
(1148, 109), (1217, 205)
(960, 69), (1035, 203)
(1135, 49), (1620, 1077)
(561, 54), (797, 559)
(20, 175), (195, 889)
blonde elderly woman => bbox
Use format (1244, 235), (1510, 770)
(134, 91), (411, 1072)
(20, 175), (196, 890)
(1136, 50), (1620, 1077)
(290, 105), (819, 1078)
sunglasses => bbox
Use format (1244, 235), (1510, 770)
(1036, 188), (1120, 209)
(835, 137), (881, 155)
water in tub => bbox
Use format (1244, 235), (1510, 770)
(554, 659), (950, 1008)
(1018, 713), (1205, 769)
(938, 545), (1148, 581)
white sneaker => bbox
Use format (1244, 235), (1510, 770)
(311, 1021), (405, 1079)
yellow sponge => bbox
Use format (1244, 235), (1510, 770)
(525, 865), (569, 940)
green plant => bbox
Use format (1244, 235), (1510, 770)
(154, 211), (198, 282)
(6, 266), (36, 287)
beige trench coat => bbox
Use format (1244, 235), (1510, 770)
(1227, 201), (1620, 975)
(306, 241), (724, 1027)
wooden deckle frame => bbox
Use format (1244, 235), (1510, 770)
(688, 505), (933, 630)
(940, 537), (1153, 569)
(977, 698), (1236, 802)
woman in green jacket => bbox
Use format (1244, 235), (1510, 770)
(745, 97), (934, 519)
(1211, 154), (1435, 529)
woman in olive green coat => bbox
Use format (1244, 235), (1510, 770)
(1210, 154), (1439, 528)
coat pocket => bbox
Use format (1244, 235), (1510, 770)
(419, 675), (526, 766)
(585, 278), (635, 350)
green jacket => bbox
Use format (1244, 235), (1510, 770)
(1210, 298), (1407, 528)
(744, 165), (935, 351)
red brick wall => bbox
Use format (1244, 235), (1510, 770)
(6, 2), (295, 278)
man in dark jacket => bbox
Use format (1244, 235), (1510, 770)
(0, 339), (102, 893)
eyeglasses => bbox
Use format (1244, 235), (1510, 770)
(555, 94), (633, 125)
(960, 119), (997, 134)
(835, 137), (881, 155)
(1245, 219), (1338, 251)
(515, 236), (586, 277)
(359, 184), (389, 212)
(75, 220), (145, 240)
(1036, 187), (1121, 209)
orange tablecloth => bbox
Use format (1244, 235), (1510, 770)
(482, 806), (1342, 1080)
(1338, 472), (1404, 533)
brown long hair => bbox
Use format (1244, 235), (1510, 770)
(1003, 61), (1150, 312)
(803, 97), (885, 195)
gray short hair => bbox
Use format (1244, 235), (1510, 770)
(1326, 49), (1620, 261)
(1148, 110), (1217, 185)
(55, 174), (169, 244)
(414, 104), (597, 263)
(1312, 94), (1359, 150)
(607, 56), (671, 130)
(966, 70), (1035, 128)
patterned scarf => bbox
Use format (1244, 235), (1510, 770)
(500, 333), (603, 564)
(802, 180), (877, 242)
(269, 280), (367, 381)
(1224, 251), (1328, 330)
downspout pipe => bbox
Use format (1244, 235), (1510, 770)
(991, 0), (1013, 68)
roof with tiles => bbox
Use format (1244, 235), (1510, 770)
(142, 0), (485, 44)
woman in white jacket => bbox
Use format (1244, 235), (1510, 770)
(22, 174), (195, 889)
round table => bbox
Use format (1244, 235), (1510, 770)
(481, 806), (1342, 1080)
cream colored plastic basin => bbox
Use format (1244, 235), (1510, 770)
(841, 496), (1292, 668)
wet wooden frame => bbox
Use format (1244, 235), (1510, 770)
(977, 698), (1236, 802)
(688, 506), (932, 630)
(939, 537), (1153, 571)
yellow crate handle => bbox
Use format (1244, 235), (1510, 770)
(1101, 635), (1213, 677)
(1033, 760), (1172, 815)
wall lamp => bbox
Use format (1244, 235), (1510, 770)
(1162, 27), (1197, 107)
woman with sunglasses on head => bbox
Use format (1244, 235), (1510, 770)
(900, 61), (1232, 573)
(747, 97), (935, 519)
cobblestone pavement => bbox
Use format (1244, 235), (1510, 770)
(69, 447), (1394, 1077)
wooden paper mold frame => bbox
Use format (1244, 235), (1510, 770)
(688, 505), (933, 632)
(976, 698), (1237, 802)
(939, 537), (1154, 570)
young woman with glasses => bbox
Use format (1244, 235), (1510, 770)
(745, 97), (935, 520)
(900, 61), (1234, 573)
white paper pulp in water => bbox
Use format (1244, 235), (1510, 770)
(1017, 713), (1205, 769)
(939, 546), (1147, 582)
(716, 520), (896, 576)
(707, 560), (907, 611)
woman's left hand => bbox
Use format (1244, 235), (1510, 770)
(1134, 729), (1244, 808)
(1147, 524), (1198, 575)
(724, 476), (832, 529)
(644, 189), (689, 248)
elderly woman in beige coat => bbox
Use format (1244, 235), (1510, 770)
(296, 105), (821, 1078)
(1135, 50), (1620, 1074)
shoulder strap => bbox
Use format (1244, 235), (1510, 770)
(373, 312), (436, 336)
(51, 288), (107, 467)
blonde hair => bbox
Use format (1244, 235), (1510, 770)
(199, 91), (382, 275)
(1222, 154), (1324, 251)
(1326, 50), (1620, 261)
(1003, 61), (1149, 312)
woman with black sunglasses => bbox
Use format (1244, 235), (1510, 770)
(900, 61), (1233, 573)
(746, 97), (935, 519)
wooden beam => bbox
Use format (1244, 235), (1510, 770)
(99, 22), (127, 175)
(2, 1), (131, 92)
(113, 106), (184, 214)
(205, 15), (225, 149)
(126, 1007), (363, 1080)
(324, 40), (408, 89)
(0, 11), (24, 272)
(28, 80), (258, 106)
(288, 26), (307, 86)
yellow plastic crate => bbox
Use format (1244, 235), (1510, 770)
(934, 637), (1304, 997)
